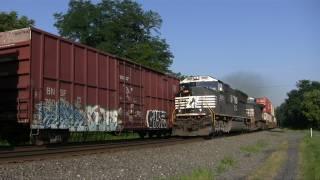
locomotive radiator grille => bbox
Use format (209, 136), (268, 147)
(175, 96), (216, 109)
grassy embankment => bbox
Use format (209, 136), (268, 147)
(174, 139), (269, 180)
(248, 129), (320, 180)
(247, 141), (288, 180)
(299, 130), (320, 179)
(176, 156), (236, 180)
(172, 130), (320, 180)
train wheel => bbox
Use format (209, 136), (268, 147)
(138, 132), (146, 139)
(7, 136), (19, 146)
(62, 131), (70, 144)
(148, 131), (155, 138)
(156, 131), (162, 138)
(164, 130), (172, 138)
(30, 136), (45, 146)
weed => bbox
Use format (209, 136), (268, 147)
(173, 156), (236, 180)
(240, 139), (268, 154)
(215, 156), (236, 175)
(177, 169), (215, 180)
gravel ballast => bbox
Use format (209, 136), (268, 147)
(0, 129), (297, 180)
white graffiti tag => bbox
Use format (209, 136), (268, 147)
(86, 105), (118, 131)
(146, 110), (168, 129)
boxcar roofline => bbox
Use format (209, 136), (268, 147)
(29, 27), (178, 80)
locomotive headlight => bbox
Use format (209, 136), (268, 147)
(199, 108), (202, 112)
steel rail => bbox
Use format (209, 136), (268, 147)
(0, 137), (203, 164)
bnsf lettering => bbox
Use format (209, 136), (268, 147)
(46, 87), (56, 96)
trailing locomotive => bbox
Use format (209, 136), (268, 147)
(255, 97), (277, 129)
(173, 76), (276, 137)
(0, 27), (179, 145)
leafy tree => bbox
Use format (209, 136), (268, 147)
(0, 11), (34, 32)
(277, 80), (320, 129)
(169, 72), (188, 80)
(302, 89), (320, 128)
(54, 0), (173, 73)
(276, 103), (287, 127)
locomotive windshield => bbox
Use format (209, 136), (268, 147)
(180, 81), (218, 91)
(178, 81), (218, 96)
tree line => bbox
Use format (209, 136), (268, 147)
(276, 80), (320, 129)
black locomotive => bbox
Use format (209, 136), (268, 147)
(173, 76), (275, 137)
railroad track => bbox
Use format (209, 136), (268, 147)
(0, 137), (204, 164)
(0, 130), (265, 164)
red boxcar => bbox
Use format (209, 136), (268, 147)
(0, 27), (179, 144)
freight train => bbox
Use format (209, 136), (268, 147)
(172, 76), (277, 137)
(0, 27), (276, 145)
(0, 27), (179, 145)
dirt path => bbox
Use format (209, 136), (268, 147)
(275, 132), (303, 180)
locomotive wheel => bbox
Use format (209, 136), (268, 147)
(205, 132), (214, 140)
(223, 120), (232, 133)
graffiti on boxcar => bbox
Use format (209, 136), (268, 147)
(86, 105), (118, 131)
(146, 110), (167, 128)
(34, 99), (119, 132)
(124, 103), (142, 122)
(34, 99), (86, 130)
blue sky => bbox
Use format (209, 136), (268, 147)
(1, 0), (319, 106)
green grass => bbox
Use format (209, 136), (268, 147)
(173, 156), (236, 180)
(240, 139), (268, 154)
(215, 156), (237, 175)
(248, 141), (288, 180)
(176, 169), (215, 180)
(300, 130), (320, 180)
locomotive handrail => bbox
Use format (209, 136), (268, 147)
(202, 100), (216, 128)
(207, 107), (216, 128)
